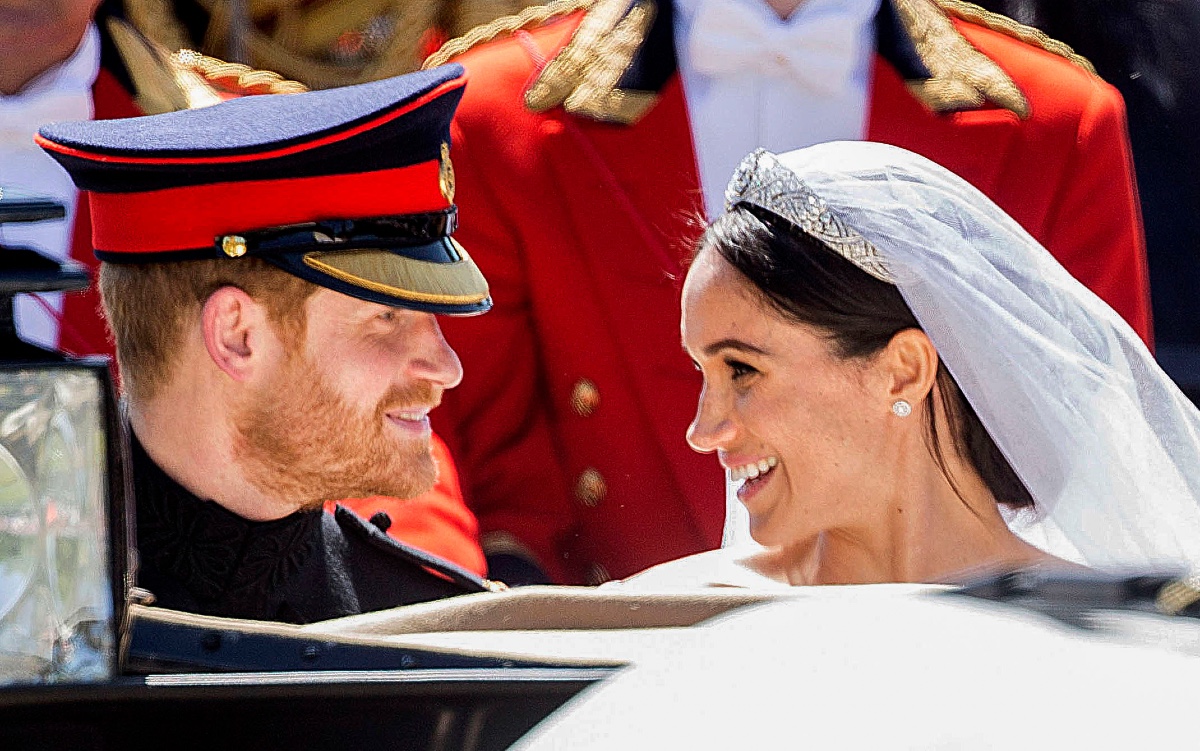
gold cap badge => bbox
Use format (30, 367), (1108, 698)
(221, 235), (248, 258)
(439, 142), (455, 203)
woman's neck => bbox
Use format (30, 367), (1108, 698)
(755, 452), (1054, 585)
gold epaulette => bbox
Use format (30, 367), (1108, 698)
(934, 0), (1096, 76)
(423, 0), (597, 69)
(523, 0), (655, 122)
(426, 0), (657, 125)
(425, 0), (1092, 125)
(893, 0), (1029, 118)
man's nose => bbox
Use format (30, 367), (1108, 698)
(410, 315), (464, 389)
(686, 385), (736, 454)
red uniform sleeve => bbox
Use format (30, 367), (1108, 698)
(432, 119), (578, 583)
(331, 432), (486, 576)
(1039, 80), (1153, 346)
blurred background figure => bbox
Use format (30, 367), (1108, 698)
(973, 0), (1200, 401)
(119, 0), (549, 88)
(0, 0), (131, 355)
(0, 0), (303, 358)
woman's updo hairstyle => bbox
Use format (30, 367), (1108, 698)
(699, 204), (1034, 510)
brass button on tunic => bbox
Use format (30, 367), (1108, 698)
(575, 468), (606, 507)
(570, 378), (600, 417)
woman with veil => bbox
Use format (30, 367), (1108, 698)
(519, 140), (1200, 749)
(621, 140), (1200, 588)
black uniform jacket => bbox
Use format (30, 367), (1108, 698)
(130, 434), (487, 624)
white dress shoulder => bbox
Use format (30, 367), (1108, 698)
(603, 545), (791, 591)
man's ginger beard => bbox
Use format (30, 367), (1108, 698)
(233, 348), (438, 511)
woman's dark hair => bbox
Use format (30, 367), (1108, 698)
(698, 205), (1033, 510)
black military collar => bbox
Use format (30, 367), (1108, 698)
(129, 430), (322, 612)
(616, 0), (931, 94)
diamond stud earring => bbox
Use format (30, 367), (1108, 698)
(892, 399), (912, 417)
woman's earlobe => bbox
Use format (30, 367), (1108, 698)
(201, 286), (260, 381)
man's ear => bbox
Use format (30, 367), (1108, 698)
(201, 286), (273, 381)
(882, 328), (939, 405)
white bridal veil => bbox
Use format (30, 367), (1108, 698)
(720, 141), (1200, 573)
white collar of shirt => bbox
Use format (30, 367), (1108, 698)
(674, 0), (880, 217)
(1, 23), (101, 350)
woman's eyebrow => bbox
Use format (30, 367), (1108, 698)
(703, 338), (770, 357)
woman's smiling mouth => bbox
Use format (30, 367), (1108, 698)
(729, 456), (778, 482)
(729, 456), (779, 503)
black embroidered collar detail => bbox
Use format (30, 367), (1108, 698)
(131, 432), (320, 612)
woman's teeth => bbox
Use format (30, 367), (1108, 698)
(729, 456), (778, 482)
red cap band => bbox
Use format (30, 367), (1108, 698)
(89, 160), (448, 255)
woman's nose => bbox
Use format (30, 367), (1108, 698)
(411, 315), (464, 389)
(686, 386), (736, 454)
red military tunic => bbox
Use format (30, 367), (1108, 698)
(435, 1), (1151, 583)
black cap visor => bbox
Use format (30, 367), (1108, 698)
(266, 238), (491, 316)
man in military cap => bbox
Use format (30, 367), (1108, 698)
(37, 64), (497, 623)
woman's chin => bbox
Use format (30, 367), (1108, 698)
(741, 476), (818, 551)
(739, 494), (787, 539)
(747, 518), (789, 550)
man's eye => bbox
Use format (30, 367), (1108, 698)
(378, 310), (397, 322)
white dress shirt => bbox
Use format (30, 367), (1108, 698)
(0, 23), (100, 349)
(674, 0), (880, 216)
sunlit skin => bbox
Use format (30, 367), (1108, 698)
(681, 246), (1056, 585)
(130, 286), (462, 521)
(0, 0), (102, 95)
(766, 0), (807, 20)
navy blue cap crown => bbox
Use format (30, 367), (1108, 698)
(41, 64), (464, 191)
(36, 64), (491, 316)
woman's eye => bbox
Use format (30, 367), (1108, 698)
(727, 359), (758, 380)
